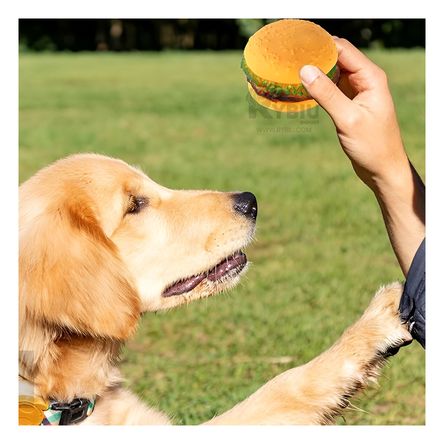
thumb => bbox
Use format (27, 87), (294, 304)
(300, 65), (352, 128)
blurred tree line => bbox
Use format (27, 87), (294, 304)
(19, 19), (425, 52)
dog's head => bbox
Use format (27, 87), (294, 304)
(19, 154), (257, 339)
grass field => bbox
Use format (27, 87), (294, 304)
(19, 49), (425, 425)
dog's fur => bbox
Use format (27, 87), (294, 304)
(19, 154), (412, 425)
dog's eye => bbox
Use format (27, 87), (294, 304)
(127, 195), (148, 215)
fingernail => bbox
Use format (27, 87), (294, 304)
(300, 65), (320, 85)
(332, 35), (340, 40)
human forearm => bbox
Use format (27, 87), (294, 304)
(299, 38), (425, 276)
(373, 161), (425, 276)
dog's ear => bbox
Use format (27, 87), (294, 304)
(19, 190), (140, 340)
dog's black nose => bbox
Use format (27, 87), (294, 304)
(233, 192), (257, 220)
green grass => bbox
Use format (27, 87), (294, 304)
(19, 50), (425, 425)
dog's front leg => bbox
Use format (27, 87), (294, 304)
(205, 283), (412, 425)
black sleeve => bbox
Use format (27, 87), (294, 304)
(399, 238), (425, 348)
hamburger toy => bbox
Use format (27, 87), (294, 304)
(241, 19), (339, 112)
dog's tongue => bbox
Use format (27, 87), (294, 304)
(162, 274), (206, 297)
(162, 251), (247, 297)
(207, 252), (246, 281)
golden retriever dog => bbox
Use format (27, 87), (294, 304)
(19, 153), (412, 425)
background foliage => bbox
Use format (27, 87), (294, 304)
(19, 19), (425, 52)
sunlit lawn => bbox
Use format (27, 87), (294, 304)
(19, 49), (425, 424)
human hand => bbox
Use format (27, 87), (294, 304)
(299, 37), (411, 193)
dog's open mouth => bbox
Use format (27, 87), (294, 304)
(162, 251), (247, 297)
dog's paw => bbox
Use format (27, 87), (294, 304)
(360, 282), (413, 357)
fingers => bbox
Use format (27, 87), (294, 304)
(334, 37), (379, 75)
(300, 39), (390, 127)
(334, 37), (388, 91)
(300, 65), (353, 128)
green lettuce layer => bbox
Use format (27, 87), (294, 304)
(241, 56), (337, 100)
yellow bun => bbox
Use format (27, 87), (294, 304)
(247, 83), (318, 112)
(244, 19), (337, 85)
